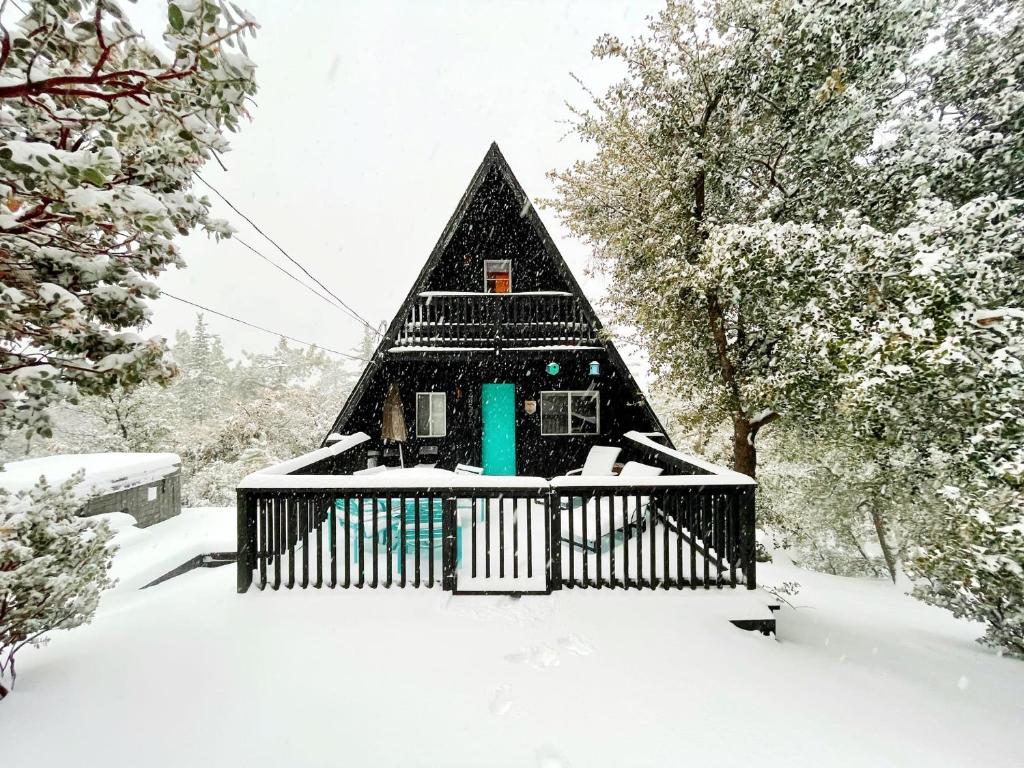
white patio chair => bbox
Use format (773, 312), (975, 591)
(564, 445), (621, 477)
(560, 461), (664, 551)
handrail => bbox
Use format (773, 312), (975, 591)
(551, 476), (754, 489)
(237, 474), (551, 491)
(623, 431), (756, 485)
(236, 481), (757, 593)
(392, 292), (599, 348)
(251, 432), (370, 477)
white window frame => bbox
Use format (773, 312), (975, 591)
(540, 390), (600, 436)
(415, 392), (447, 438)
(483, 259), (512, 293)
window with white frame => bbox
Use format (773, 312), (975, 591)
(540, 391), (599, 435)
(483, 259), (511, 293)
(416, 392), (447, 437)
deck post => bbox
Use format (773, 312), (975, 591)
(237, 490), (256, 593)
(742, 486), (757, 590)
(441, 497), (457, 591)
(546, 490), (562, 591)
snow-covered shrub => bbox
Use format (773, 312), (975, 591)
(0, 473), (115, 699)
(911, 483), (1024, 658)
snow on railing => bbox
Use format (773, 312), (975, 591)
(238, 470), (550, 490)
(622, 431), (756, 486)
(238, 431), (755, 490)
(245, 432), (370, 478)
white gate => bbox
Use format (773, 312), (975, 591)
(449, 493), (550, 595)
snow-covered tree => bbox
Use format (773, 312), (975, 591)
(179, 332), (355, 505)
(758, 425), (925, 581)
(553, 0), (1022, 654)
(0, 473), (115, 699)
(842, 0), (1023, 655)
(1, 316), (358, 506)
(707, 2), (1023, 653)
(548, 0), (938, 478)
(0, 0), (258, 442)
(172, 313), (232, 422)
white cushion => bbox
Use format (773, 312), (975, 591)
(579, 446), (621, 476)
(353, 465), (389, 476)
(618, 461), (663, 477)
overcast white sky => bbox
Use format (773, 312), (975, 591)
(134, 0), (662, 378)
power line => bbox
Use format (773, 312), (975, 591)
(161, 291), (369, 362)
(194, 172), (380, 336)
(234, 236), (350, 315)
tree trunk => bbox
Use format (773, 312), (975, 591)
(733, 415), (757, 478)
(844, 524), (884, 578)
(870, 508), (898, 583)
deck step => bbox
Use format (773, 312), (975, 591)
(142, 552), (236, 589)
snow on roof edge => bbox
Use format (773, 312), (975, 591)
(0, 452), (181, 496)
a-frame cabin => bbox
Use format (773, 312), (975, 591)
(326, 143), (668, 477)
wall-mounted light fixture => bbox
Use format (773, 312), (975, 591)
(588, 360), (601, 377)
(546, 361), (561, 376)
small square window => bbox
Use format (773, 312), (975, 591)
(416, 392), (447, 437)
(484, 259), (511, 293)
(541, 390), (600, 435)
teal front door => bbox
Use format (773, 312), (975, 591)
(481, 383), (516, 475)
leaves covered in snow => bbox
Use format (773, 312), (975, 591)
(0, 472), (116, 697)
(549, 0), (1022, 655)
(0, 0), (259, 442)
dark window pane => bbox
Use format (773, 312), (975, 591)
(570, 392), (599, 434)
(416, 393), (432, 436)
(541, 392), (568, 435)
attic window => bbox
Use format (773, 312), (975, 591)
(484, 260), (511, 293)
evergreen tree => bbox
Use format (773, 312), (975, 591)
(173, 314), (232, 423)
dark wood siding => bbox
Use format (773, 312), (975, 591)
(423, 167), (572, 294)
(325, 144), (668, 468)
(337, 352), (659, 477)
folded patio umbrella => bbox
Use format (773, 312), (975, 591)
(381, 382), (408, 466)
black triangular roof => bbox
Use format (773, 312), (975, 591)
(325, 142), (669, 444)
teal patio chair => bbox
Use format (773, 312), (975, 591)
(393, 498), (462, 577)
(334, 497), (462, 578)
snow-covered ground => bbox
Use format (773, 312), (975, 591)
(2, 508), (1022, 768)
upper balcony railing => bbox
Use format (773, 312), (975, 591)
(390, 292), (600, 349)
